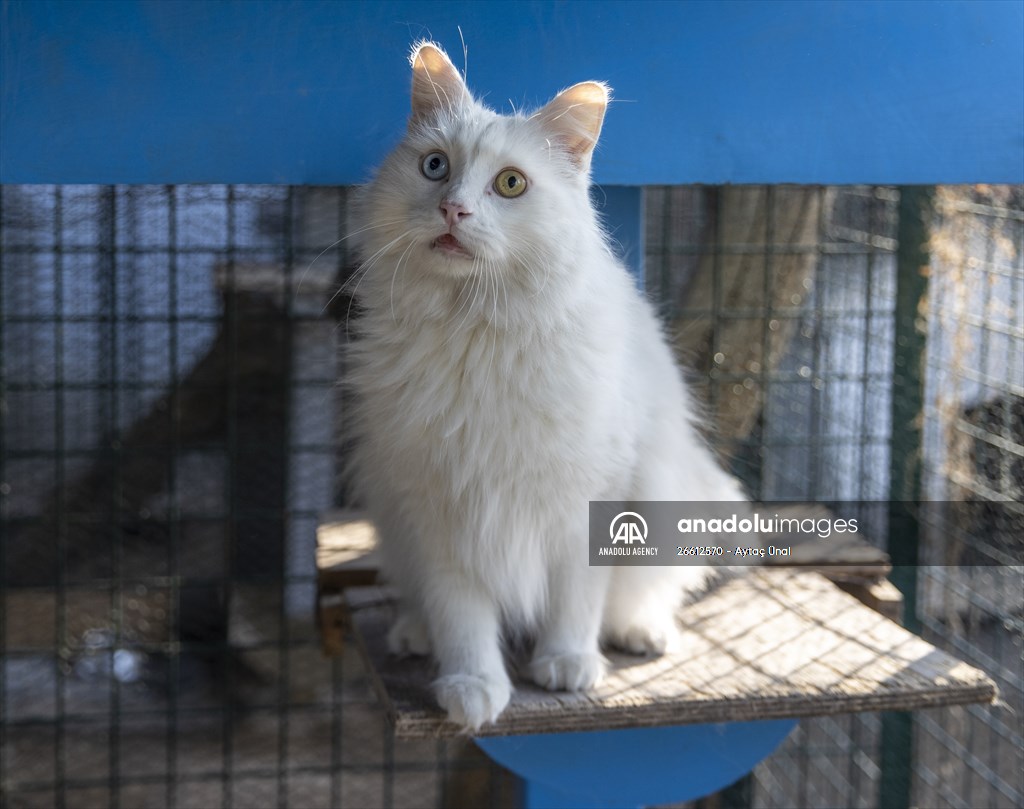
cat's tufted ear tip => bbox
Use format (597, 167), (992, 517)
(409, 41), (450, 73)
(409, 40), (470, 123)
(537, 81), (611, 171)
(567, 81), (612, 106)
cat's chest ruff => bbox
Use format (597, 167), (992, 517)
(382, 317), (609, 505)
(399, 316), (577, 413)
(364, 306), (601, 457)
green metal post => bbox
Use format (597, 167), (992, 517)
(879, 186), (933, 808)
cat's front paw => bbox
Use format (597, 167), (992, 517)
(387, 611), (432, 656)
(434, 673), (512, 731)
(527, 652), (606, 692)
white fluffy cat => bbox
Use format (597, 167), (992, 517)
(347, 42), (745, 730)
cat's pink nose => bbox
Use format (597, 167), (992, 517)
(439, 200), (471, 228)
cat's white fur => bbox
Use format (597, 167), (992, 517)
(347, 42), (745, 730)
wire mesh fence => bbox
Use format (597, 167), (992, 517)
(912, 187), (1023, 809)
(1, 184), (1021, 809)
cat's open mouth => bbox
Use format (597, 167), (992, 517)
(432, 233), (473, 259)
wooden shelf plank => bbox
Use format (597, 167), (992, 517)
(343, 570), (995, 739)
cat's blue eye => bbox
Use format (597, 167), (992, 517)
(420, 151), (449, 181)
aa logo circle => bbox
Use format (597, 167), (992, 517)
(609, 511), (648, 545)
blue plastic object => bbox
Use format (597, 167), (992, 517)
(3, 0), (1022, 184)
(477, 720), (798, 808)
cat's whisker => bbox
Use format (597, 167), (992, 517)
(328, 230), (414, 304)
(325, 228), (415, 320)
(507, 244), (554, 299)
(323, 260), (371, 318)
(445, 268), (477, 336)
(335, 256), (406, 340)
(334, 269), (367, 342)
(342, 265), (377, 341)
(335, 262), (379, 341)
(474, 259), (490, 319)
(318, 220), (409, 300)
(297, 218), (405, 296)
(497, 256), (510, 334)
(333, 261), (372, 299)
(444, 260), (482, 343)
(340, 227), (415, 285)
(495, 259), (508, 363)
(330, 262), (375, 315)
(485, 258), (500, 378)
(489, 260), (498, 327)
(457, 25), (468, 82)
(389, 237), (417, 323)
(526, 259), (553, 298)
(462, 259), (486, 331)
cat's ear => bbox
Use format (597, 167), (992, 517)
(409, 42), (471, 124)
(536, 82), (609, 172)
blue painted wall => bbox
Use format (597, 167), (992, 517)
(2, 0), (1022, 184)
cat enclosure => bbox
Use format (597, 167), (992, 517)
(2, 2), (1023, 809)
(3, 182), (1021, 809)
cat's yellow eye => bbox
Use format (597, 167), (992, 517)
(494, 168), (527, 198)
